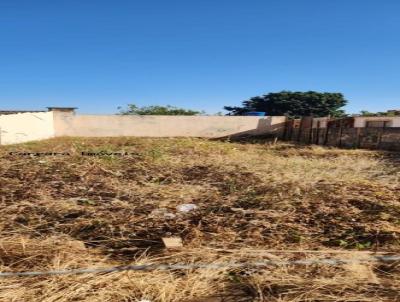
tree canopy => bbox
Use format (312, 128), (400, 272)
(356, 110), (400, 117)
(118, 104), (202, 115)
(224, 91), (348, 118)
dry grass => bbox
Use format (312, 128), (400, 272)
(0, 137), (399, 301)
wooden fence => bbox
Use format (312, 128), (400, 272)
(284, 117), (400, 151)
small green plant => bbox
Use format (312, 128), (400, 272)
(339, 239), (349, 247)
(147, 147), (164, 160)
(355, 241), (372, 250)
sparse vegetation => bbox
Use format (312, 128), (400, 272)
(0, 137), (399, 301)
(118, 104), (203, 115)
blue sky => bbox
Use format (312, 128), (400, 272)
(0, 0), (399, 114)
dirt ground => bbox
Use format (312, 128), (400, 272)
(0, 137), (399, 301)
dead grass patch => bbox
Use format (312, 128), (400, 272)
(0, 137), (399, 301)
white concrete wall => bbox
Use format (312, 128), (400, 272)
(354, 116), (400, 127)
(0, 112), (55, 145)
(53, 112), (287, 138)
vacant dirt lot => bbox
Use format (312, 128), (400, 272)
(0, 137), (399, 301)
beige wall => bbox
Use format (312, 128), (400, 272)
(0, 112), (55, 145)
(53, 112), (287, 138)
(354, 116), (400, 128)
(312, 117), (329, 128)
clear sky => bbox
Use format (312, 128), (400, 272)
(0, 0), (399, 114)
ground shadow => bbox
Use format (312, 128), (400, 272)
(211, 119), (287, 142)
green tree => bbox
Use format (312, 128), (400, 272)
(118, 104), (203, 115)
(224, 91), (348, 118)
(357, 110), (400, 117)
(358, 110), (377, 117)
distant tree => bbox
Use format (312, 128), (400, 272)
(224, 91), (348, 118)
(118, 104), (203, 115)
(357, 110), (377, 117)
(356, 110), (400, 117)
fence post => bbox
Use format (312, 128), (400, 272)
(356, 128), (361, 148)
(323, 120), (331, 145)
(308, 122), (313, 144)
(297, 119), (303, 142)
(315, 121), (320, 145)
(377, 127), (384, 149)
(283, 119), (291, 141)
(337, 120), (343, 147)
